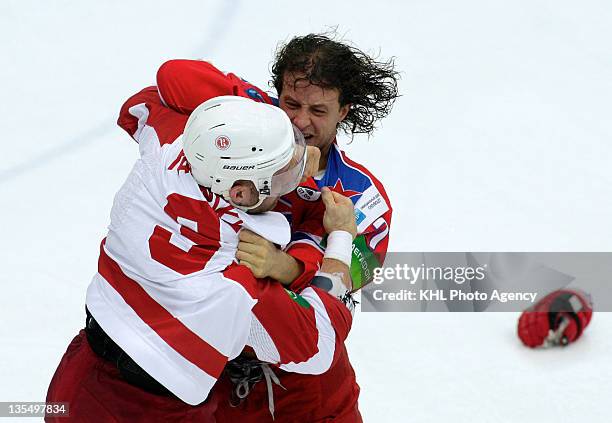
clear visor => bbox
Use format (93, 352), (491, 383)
(268, 125), (307, 196)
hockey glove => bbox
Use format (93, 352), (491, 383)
(518, 289), (593, 348)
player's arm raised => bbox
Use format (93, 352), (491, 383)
(157, 59), (275, 114)
(317, 187), (357, 291)
(117, 86), (188, 149)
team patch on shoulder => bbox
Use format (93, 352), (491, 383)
(354, 185), (390, 232)
(296, 186), (321, 202)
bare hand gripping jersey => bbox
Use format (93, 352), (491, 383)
(87, 93), (352, 405)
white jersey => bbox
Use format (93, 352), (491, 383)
(87, 99), (352, 405)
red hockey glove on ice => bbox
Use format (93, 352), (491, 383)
(518, 289), (593, 348)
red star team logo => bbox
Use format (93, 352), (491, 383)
(330, 179), (360, 199)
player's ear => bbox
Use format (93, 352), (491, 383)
(338, 103), (351, 123)
(229, 183), (248, 205)
(229, 181), (259, 207)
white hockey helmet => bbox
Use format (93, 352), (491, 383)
(183, 96), (307, 209)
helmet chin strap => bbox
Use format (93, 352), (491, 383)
(220, 191), (267, 212)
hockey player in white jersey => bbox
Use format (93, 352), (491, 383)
(46, 96), (357, 422)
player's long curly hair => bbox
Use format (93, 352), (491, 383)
(271, 33), (400, 136)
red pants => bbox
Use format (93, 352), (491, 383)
(214, 345), (362, 423)
(45, 331), (217, 422)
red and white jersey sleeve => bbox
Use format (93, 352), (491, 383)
(89, 89), (352, 405)
(156, 59), (275, 114)
(117, 85), (188, 147)
(224, 266), (352, 375)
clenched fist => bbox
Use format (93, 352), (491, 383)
(301, 146), (321, 182)
(321, 187), (357, 239)
(236, 229), (301, 285)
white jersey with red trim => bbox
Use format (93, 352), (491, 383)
(86, 96), (352, 405)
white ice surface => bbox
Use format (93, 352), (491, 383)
(1, 1), (611, 422)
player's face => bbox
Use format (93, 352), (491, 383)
(279, 73), (350, 164)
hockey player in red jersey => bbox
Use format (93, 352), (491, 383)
(46, 96), (360, 422)
(129, 33), (400, 422)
